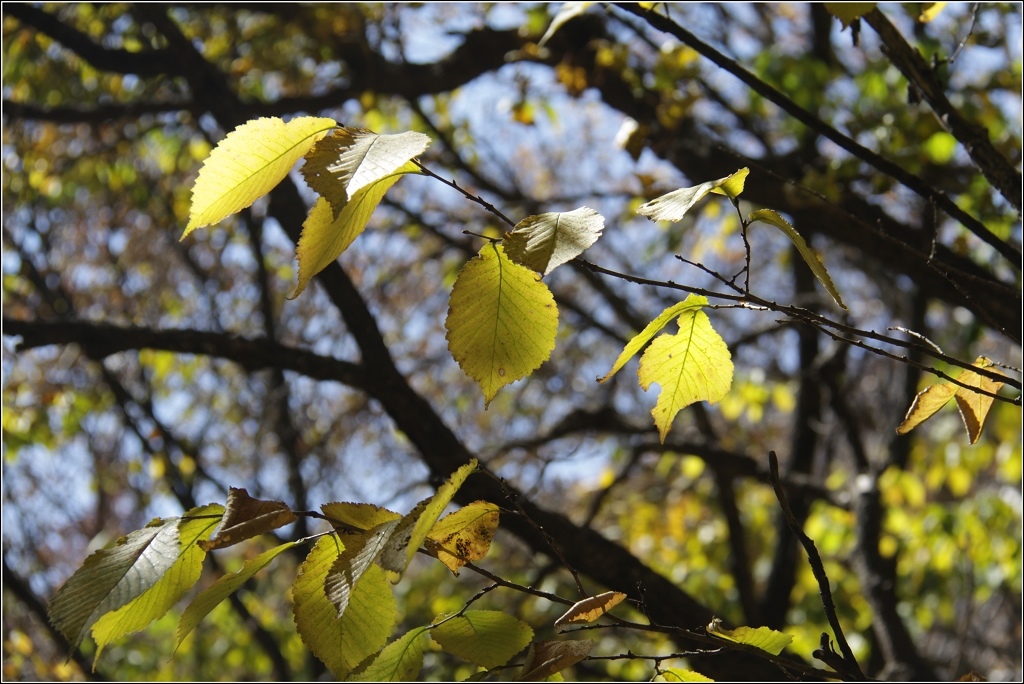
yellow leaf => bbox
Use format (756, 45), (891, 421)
(659, 669), (715, 682)
(554, 591), (627, 630)
(184, 116), (336, 237)
(599, 298), (706, 383)
(708, 167), (749, 200)
(636, 168), (748, 223)
(637, 297), (733, 442)
(917, 2), (946, 22)
(823, 3), (877, 28)
(445, 243), (558, 407)
(707, 620), (792, 656)
(953, 357), (1003, 444)
(427, 501), (501, 575)
(321, 502), (402, 532)
(896, 382), (957, 435)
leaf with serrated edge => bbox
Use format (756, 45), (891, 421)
(432, 610), (533, 669)
(639, 297), (733, 442)
(503, 207), (604, 276)
(185, 116), (336, 236)
(200, 487), (295, 551)
(554, 591), (627, 631)
(291, 161), (417, 299)
(446, 243), (558, 407)
(399, 459), (477, 571)
(659, 668), (715, 682)
(176, 541), (296, 648)
(293, 536), (396, 678)
(953, 358), (1003, 444)
(351, 627), (428, 682)
(325, 519), (402, 617)
(321, 502), (401, 532)
(896, 382), (957, 435)
(707, 622), (792, 656)
(300, 128), (429, 218)
(427, 501), (500, 575)
(599, 298), (705, 383)
(517, 639), (594, 681)
(747, 209), (846, 310)
(636, 168), (748, 222)
(91, 505), (222, 661)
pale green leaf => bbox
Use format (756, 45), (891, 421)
(176, 541), (297, 647)
(636, 168), (748, 222)
(185, 116), (336, 236)
(351, 627), (428, 682)
(554, 591), (627, 631)
(823, 3), (877, 28)
(431, 610), (533, 669)
(300, 128), (429, 217)
(598, 298), (707, 383)
(321, 502), (402, 532)
(199, 487), (296, 551)
(427, 501), (501, 575)
(707, 622), (792, 656)
(517, 639), (593, 681)
(659, 668), (715, 682)
(446, 243), (558, 407)
(89, 505), (222, 661)
(538, 3), (593, 48)
(503, 207), (604, 276)
(638, 299), (733, 442)
(747, 209), (846, 310)
(290, 161), (417, 299)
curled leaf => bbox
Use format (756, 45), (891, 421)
(554, 591), (627, 631)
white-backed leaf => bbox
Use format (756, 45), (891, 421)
(538, 3), (593, 48)
(554, 591), (627, 631)
(636, 168), (748, 222)
(325, 519), (402, 617)
(300, 128), (429, 217)
(185, 116), (336, 236)
(431, 611), (533, 668)
(199, 487), (295, 551)
(503, 207), (604, 276)
(747, 209), (846, 310)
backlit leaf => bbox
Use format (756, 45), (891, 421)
(325, 519), (402, 617)
(554, 591), (627, 631)
(636, 168), (748, 222)
(896, 382), (957, 435)
(824, 3), (877, 28)
(300, 128), (429, 218)
(503, 207), (604, 276)
(599, 298), (706, 383)
(351, 627), (428, 682)
(185, 116), (336, 237)
(517, 639), (594, 681)
(176, 541), (297, 647)
(659, 669), (715, 682)
(290, 161), (418, 299)
(199, 487), (296, 551)
(953, 358), (1003, 444)
(396, 459), (478, 572)
(321, 501), (402, 532)
(706, 621), (792, 656)
(90, 505), (222, 662)
(431, 611), (533, 668)
(637, 295), (733, 442)
(446, 243), (558, 407)
(747, 209), (846, 310)
(427, 501), (501, 575)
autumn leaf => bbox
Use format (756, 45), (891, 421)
(706, 620), (792, 656)
(427, 500), (500, 575)
(503, 207), (604, 276)
(517, 639), (594, 680)
(554, 591), (627, 631)
(636, 168), (748, 222)
(199, 487), (296, 551)
(897, 357), (1004, 444)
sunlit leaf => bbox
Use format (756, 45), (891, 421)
(503, 207), (604, 276)
(321, 501), (402, 532)
(636, 295), (733, 441)
(300, 128), (429, 217)
(659, 668), (715, 682)
(176, 541), (297, 647)
(747, 209), (846, 310)
(325, 519), (402, 617)
(290, 161), (418, 299)
(598, 298), (706, 383)
(824, 3), (876, 28)
(446, 243), (558, 407)
(431, 611), (533, 668)
(896, 382), (957, 435)
(554, 591), (627, 631)
(185, 116), (336, 236)
(636, 168), (748, 222)
(538, 2), (593, 48)
(351, 627), (428, 682)
(199, 487), (296, 551)
(897, 357), (1004, 443)
(917, 2), (947, 22)
(427, 500), (501, 575)
(707, 621), (792, 656)
(396, 459), (478, 571)
(517, 639), (594, 681)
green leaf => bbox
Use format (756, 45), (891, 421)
(300, 127), (429, 218)
(48, 505), (223, 653)
(293, 536), (396, 678)
(427, 501), (501, 575)
(176, 541), (297, 648)
(432, 610), (533, 668)
(636, 168), (748, 222)
(747, 209), (846, 310)
(325, 520), (402, 617)
(598, 298), (707, 383)
(659, 668), (715, 682)
(706, 622), (792, 656)
(446, 243), (558, 407)
(351, 627), (428, 682)
(823, 3), (876, 28)
(199, 487), (296, 551)
(290, 161), (418, 299)
(503, 207), (604, 276)
(321, 502), (402, 532)
(517, 639), (594, 681)
(538, 2), (593, 48)
(637, 295), (733, 442)
(184, 116), (336, 237)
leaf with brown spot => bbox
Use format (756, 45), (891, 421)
(426, 501), (500, 575)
